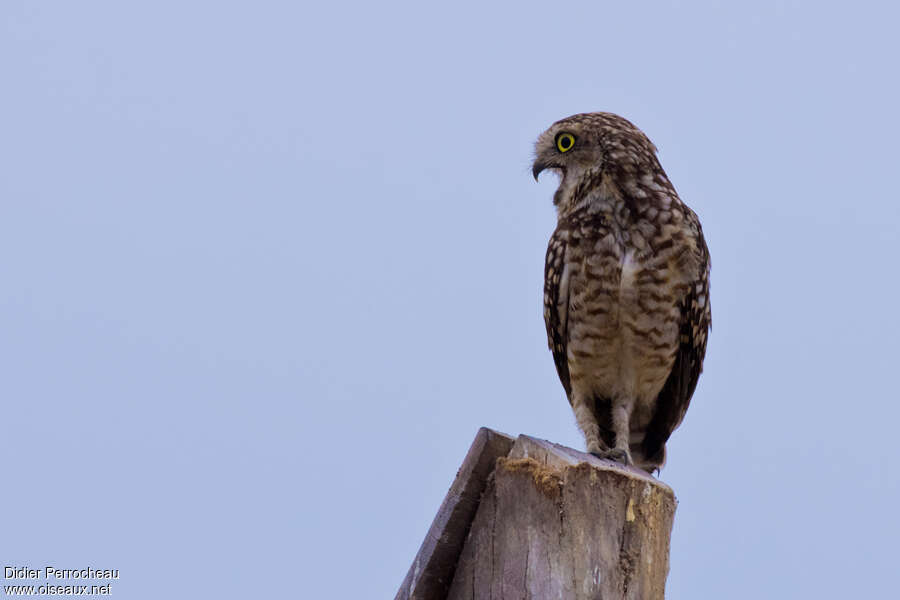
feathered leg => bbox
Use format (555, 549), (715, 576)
(572, 392), (608, 455)
(585, 400), (633, 466)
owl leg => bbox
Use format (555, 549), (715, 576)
(572, 393), (608, 456)
(587, 402), (633, 466)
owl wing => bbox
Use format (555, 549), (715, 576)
(544, 226), (572, 398)
(642, 230), (711, 463)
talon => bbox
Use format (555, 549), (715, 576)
(590, 448), (632, 466)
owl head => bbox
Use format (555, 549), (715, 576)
(532, 112), (661, 207)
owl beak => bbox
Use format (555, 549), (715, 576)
(532, 159), (561, 181)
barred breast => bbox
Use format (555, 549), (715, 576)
(562, 205), (698, 451)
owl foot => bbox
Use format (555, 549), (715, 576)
(590, 448), (632, 466)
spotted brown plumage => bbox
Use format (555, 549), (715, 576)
(534, 112), (710, 473)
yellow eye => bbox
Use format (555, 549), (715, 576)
(556, 132), (575, 153)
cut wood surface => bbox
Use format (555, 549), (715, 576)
(397, 429), (677, 600)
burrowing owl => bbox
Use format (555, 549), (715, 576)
(534, 112), (710, 473)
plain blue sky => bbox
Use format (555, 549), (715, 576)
(2, 1), (899, 598)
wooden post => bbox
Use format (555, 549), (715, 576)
(397, 429), (677, 600)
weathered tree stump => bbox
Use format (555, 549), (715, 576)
(397, 429), (677, 600)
